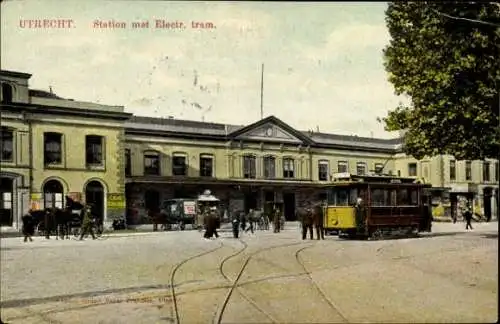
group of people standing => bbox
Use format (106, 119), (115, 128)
(200, 205), (286, 239)
(299, 203), (325, 240)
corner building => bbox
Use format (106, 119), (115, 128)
(0, 70), (131, 230)
(1, 69), (498, 230)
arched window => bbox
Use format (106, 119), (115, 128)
(0, 177), (14, 226)
(1, 83), (13, 103)
(43, 179), (64, 209)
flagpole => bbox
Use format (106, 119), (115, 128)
(260, 63), (264, 120)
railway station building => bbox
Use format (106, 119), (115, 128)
(1, 69), (498, 231)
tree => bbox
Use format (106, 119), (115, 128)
(380, 2), (500, 160)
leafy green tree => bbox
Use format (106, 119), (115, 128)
(380, 2), (500, 160)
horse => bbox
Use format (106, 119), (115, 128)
(149, 209), (168, 231)
(296, 206), (314, 239)
(30, 209), (53, 237)
(311, 204), (325, 239)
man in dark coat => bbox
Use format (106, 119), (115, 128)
(273, 207), (281, 233)
(300, 206), (314, 240)
(464, 204), (473, 230)
(79, 204), (96, 240)
(203, 207), (219, 239)
(312, 204), (325, 240)
(245, 209), (255, 234)
(22, 210), (35, 242)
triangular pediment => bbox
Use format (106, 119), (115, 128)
(228, 116), (314, 145)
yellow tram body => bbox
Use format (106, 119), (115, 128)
(323, 206), (356, 230)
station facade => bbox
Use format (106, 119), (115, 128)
(1, 69), (498, 230)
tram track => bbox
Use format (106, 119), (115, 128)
(295, 245), (350, 323)
(213, 241), (311, 324)
(170, 241), (225, 324)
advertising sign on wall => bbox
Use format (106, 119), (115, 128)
(107, 193), (126, 209)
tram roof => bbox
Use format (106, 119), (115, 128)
(330, 172), (422, 184)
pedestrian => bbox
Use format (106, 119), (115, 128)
(79, 204), (96, 240)
(240, 211), (246, 232)
(464, 204), (473, 230)
(211, 207), (220, 238)
(231, 212), (240, 238)
(245, 209), (255, 234)
(43, 208), (53, 239)
(313, 204), (325, 240)
(203, 207), (212, 238)
(300, 206), (314, 240)
(273, 207), (281, 233)
(22, 209), (35, 242)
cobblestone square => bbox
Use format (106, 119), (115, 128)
(1, 222), (498, 323)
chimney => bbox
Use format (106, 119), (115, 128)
(316, 125), (319, 132)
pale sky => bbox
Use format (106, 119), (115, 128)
(1, 1), (408, 139)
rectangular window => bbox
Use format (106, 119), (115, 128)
(356, 162), (366, 175)
(374, 163), (384, 174)
(483, 161), (490, 182)
(44, 132), (62, 165)
(449, 160), (456, 181)
(283, 158), (294, 178)
(125, 149), (131, 176)
(495, 162), (499, 182)
(0, 128), (13, 162)
(85, 135), (103, 165)
(172, 155), (187, 176)
(337, 161), (348, 173)
(144, 152), (160, 175)
(465, 161), (472, 181)
(200, 155), (213, 177)
(408, 163), (417, 177)
(243, 155), (256, 179)
(318, 161), (329, 181)
(264, 156), (276, 179)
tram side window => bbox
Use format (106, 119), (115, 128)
(371, 189), (390, 206)
(397, 189), (410, 205)
(336, 189), (350, 206)
(410, 189), (418, 205)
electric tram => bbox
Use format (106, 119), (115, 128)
(323, 172), (433, 239)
